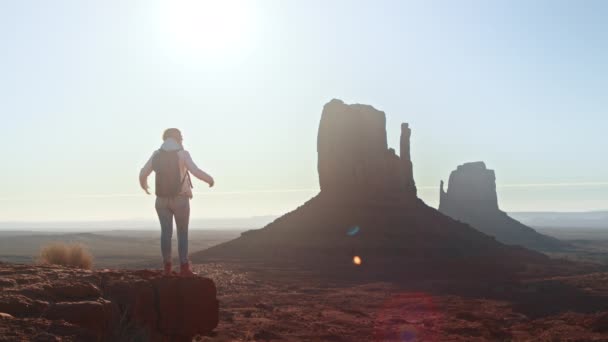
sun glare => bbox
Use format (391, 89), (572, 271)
(164, 0), (253, 57)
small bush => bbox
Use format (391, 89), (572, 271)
(39, 243), (94, 270)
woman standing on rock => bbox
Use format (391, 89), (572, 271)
(139, 128), (215, 276)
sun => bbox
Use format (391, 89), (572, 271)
(164, 0), (253, 57)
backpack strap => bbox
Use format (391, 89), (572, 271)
(182, 171), (193, 189)
(176, 148), (193, 189)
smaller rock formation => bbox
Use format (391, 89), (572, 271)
(440, 162), (498, 212)
(439, 162), (567, 251)
(0, 263), (218, 341)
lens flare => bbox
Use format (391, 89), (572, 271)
(353, 255), (362, 265)
(347, 226), (360, 236)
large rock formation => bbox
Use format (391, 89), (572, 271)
(317, 99), (416, 198)
(192, 99), (559, 280)
(440, 162), (567, 251)
(0, 262), (218, 341)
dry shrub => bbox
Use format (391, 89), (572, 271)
(39, 243), (94, 270)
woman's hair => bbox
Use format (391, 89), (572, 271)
(162, 128), (182, 141)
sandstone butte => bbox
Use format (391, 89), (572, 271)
(192, 99), (572, 281)
(440, 161), (568, 251)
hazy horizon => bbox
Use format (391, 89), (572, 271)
(2, 0), (607, 221)
(2, 209), (608, 232)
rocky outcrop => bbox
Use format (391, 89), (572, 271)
(192, 99), (562, 280)
(440, 162), (498, 212)
(317, 99), (416, 198)
(440, 162), (567, 251)
(400, 123), (416, 194)
(0, 263), (218, 341)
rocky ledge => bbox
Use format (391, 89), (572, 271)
(0, 262), (218, 342)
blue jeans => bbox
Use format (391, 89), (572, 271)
(155, 195), (190, 264)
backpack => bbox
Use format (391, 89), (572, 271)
(152, 149), (191, 197)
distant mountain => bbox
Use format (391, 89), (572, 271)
(510, 211), (608, 229)
(0, 216), (277, 231)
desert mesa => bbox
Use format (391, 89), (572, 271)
(193, 99), (578, 282)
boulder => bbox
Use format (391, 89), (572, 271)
(153, 276), (219, 338)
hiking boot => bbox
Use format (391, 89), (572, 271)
(163, 262), (172, 276)
(180, 262), (195, 277)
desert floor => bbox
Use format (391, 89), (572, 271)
(194, 262), (608, 341)
(3, 228), (608, 341)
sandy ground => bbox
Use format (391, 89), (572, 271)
(193, 263), (608, 342)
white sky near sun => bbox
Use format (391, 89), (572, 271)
(0, 0), (607, 222)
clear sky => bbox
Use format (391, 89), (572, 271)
(1, 0), (607, 222)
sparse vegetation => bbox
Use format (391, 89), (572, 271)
(38, 243), (94, 270)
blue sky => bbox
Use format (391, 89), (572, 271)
(0, 0), (606, 221)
